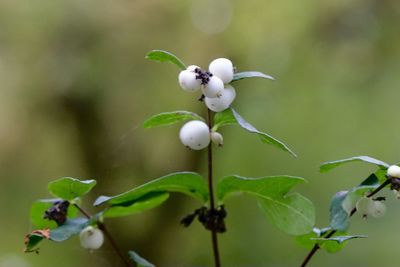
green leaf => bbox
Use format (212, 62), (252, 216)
(50, 218), (89, 242)
(320, 156), (389, 173)
(30, 199), (78, 229)
(330, 191), (350, 231)
(296, 228), (319, 249)
(103, 192), (169, 218)
(217, 175), (315, 235)
(48, 178), (96, 201)
(94, 172), (208, 206)
(213, 108), (296, 157)
(128, 251), (155, 267)
(143, 111), (204, 129)
(145, 50), (186, 70)
(313, 235), (367, 253)
(213, 108), (238, 130)
(231, 71), (275, 82)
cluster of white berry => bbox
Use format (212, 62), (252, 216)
(352, 165), (400, 219)
(178, 58), (236, 112)
(79, 225), (104, 250)
(177, 58), (235, 150)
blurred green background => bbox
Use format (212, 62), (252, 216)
(1, 0), (400, 266)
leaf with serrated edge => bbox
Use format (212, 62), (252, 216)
(231, 71), (275, 82)
(48, 178), (96, 201)
(94, 172), (208, 206)
(217, 175), (314, 235)
(103, 192), (169, 218)
(145, 50), (186, 70)
(143, 111), (204, 129)
(128, 251), (155, 267)
(320, 156), (389, 173)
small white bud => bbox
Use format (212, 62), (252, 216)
(205, 85), (236, 112)
(209, 58), (234, 84)
(387, 165), (400, 178)
(210, 132), (223, 147)
(178, 70), (201, 92)
(202, 75), (224, 98)
(179, 120), (210, 150)
(79, 226), (104, 250)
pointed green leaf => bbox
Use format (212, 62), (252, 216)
(128, 251), (155, 267)
(217, 175), (315, 235)
(330, 191), (350, 231)
(94, 172), (208, 206)
(145, 50), (186, 70)
(320, 156), (389, 173)
(48, 178), (96, 201)
(50, 218), (89, 242)
(231, 71), (275, 82)
(313, 235), (367, 253)
(30, 199), (78, 229)
(313, 235), (367, 244)
(143, 111), (204, 129)
(213, 108), (296, 157)
(103, 192), (169, 218)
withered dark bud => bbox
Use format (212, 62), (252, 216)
(181, 205), (227, 233)
(390, 177), (400, 191)
(180, 213), (197, 227)
(43, 200), (69, 226)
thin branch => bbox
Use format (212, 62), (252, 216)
(73, 204), (132, 267)
(207, 108), (221, 267)
(300, 178), (391, 267)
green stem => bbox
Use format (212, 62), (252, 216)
(207, 108), (221, 267)
(300, 178), (391, 267)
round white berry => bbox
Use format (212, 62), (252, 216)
(202, 75), (224, 98)
(79, 226), (104, 250)
(356, 197), (386, 218)
(179, 120), (210, 150)
(355, 197), (373, 218)
(205, 85), (236, 112)
(387, 165), (400, 178)
(369, 200), (386, 218)
(210, 132), (223, 147)
(178, 70), (201, 92)
(209, 58), (234, 84)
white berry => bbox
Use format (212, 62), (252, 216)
(178, 70), (201, 92)
(205, 85), (236, 112)
(210, 132), (223, 147)
(179, 120), (210, 150)
(356, 197), (386, 218)
(202, 75), (224, 98)
(209, 58), (234, 84)
(370, 201), (386, 218)
(79, 226), (104, 250)
(387, 165), (400, 178)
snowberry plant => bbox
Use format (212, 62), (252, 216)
(23, 50), (317, 267)
(298, 156), (400, 267)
